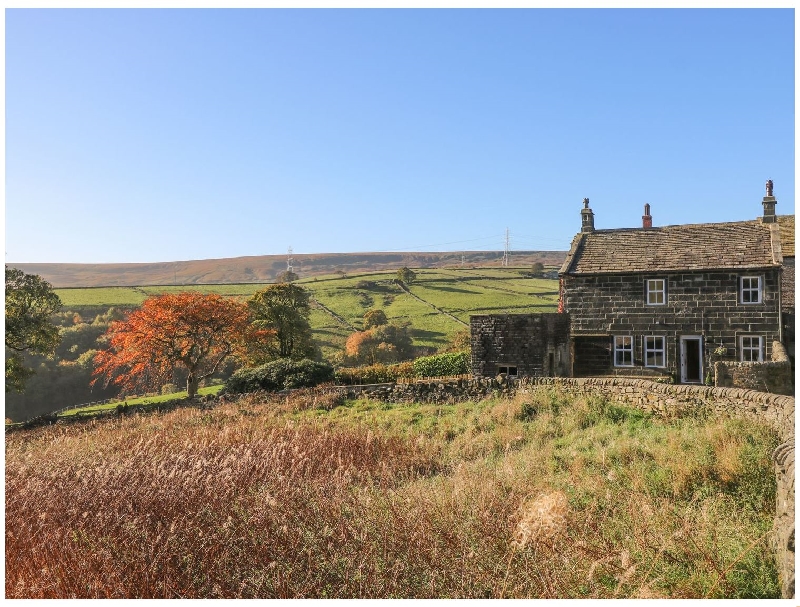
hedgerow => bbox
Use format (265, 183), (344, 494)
(412, 351), (469, 378)
(334, 361), (414, 385)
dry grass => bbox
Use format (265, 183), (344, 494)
(6, 387), (780, 598)
(512, 491), (569, 550)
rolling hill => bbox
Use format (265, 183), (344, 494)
(9, 250), (566, 288)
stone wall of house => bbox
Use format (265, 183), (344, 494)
(470, 314), (570, 378)
(782, 256), (794, 311)
(345, 376), (794, 598)
(563, 269), (782, 378)
(715, 341), (794, 396)
(572, 336), (614, 376)
(781, 256), (794, 365)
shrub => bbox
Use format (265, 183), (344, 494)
(363, 309), (388, 329)
(442, 329), (470, 353)
(224, 359), (334, 394)
(161, 383), (178, 395)
(334, 362), (414, 385)
(412, 351), (469, 378)
(397, 267), (417, 284)
(344, 324), (414, 365)
(518, 400), (539, 421)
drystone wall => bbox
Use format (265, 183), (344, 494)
(347, 376), (793, 438)
(346, 375), (794, 598)
(714, 341), (793, 396)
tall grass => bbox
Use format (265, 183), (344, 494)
(6, 387), (779, 598)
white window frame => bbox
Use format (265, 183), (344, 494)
(739, 336), (763, 362)
(646, 278), (666, 306)
(644, 336), (666, 368)
(740, 276), (762, 304)
(613, 335), (634, 367)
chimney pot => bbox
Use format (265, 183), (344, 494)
(581, 198), (594, 232)
(762, 179), (777, 223)
(642, 203), (653, 229)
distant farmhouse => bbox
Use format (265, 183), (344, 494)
(472, 181), (794, 393)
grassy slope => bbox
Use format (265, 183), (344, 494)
(57, 385), (225, 417)
(55, 268), (560, 358)
(5, 387), (779, 598)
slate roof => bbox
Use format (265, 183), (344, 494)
(777, 216), (795, 310)
(782, 258), (794, 309)
(778, 215), (794, 257)
(560, 219), (785, 275)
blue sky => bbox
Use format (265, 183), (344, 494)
(5, 8), (795, 264)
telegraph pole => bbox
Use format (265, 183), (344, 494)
(502, 228), (510, 267)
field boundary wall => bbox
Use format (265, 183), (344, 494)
(714, 341), (793, 396)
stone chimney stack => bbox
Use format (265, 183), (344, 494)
(581, 198), (595, 233)
(642, 203), (653, 229)
(762, 179), (777, 223)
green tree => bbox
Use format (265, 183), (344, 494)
(276, 270), (299, 283)
(363, 309), (388, 329)
(248, 284), (316, 360)
(531, 262), (545, 277)
(5, 267), (63, 392)
(397, 267), (417, 284)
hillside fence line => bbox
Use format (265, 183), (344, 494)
(394, 281), (469, 327)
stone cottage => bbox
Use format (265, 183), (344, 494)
(558, 181), (794, 385)
(471, 181), (794, 391)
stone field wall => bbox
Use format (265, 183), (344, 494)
(715, 341), (793, 396)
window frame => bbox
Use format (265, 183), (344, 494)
(613, 335), (634, 367)
(739, 335), (764, 362)
(740, 275), (763, 304)
(646, 278), (667, 306)
(644, 335), (667, 368)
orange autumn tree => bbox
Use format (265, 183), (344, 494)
(93, 292), (256, 399)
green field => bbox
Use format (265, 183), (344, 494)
(55, 284), (266, 306)
(55, 268), (559, 357)
(58, 384), (225, 417)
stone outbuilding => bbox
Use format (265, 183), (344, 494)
(470, 313), (570, 378)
